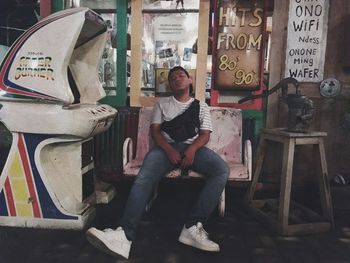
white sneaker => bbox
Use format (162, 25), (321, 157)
(178, 222), (220, 252)
(86, 227), (132, 259)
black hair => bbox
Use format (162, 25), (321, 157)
(167, 66), (194, 94)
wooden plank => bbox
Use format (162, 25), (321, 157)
(262, 128), (327, 138)
(251, 199), (269, 209)
(245, 204), (279, 233)
(291, 200), (328, 222)
(130, 0), (142, 106)
(245, 135), (268, 203)
(295, 138), (321, 145)
(139, 97), (158, 107)
(248, 199), (331, 236)
(317, 138), (335, 227)
(194, 0), (210, 102)
(266, 1), (289, 128)
(287, 222), (331, 235)
(256, 199), (327, 222)
(263, 133), (289, 143)
(278, 138), (295, 235)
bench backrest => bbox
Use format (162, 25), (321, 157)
(134, 107), (243, 164)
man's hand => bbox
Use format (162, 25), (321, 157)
(165, 147), (182, 165)
(181, 145), (196, 168)
(151, 123), (181, 165)
(181, 130), (210, 169)
(151, 124), (211, 168)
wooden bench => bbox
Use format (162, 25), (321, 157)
(123, 107), (252, 216)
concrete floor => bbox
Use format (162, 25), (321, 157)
(1, 180), (350, 263)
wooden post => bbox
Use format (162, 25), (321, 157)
(195, 0), (210, 102)
(266, 1), (289, 128)
(278, 138), (295, 234)
(129, 0), (142, 107)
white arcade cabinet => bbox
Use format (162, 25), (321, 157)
(0, 8), (118, 229)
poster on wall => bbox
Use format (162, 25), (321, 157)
(284, 0), (329, 82)
(213, 0), (264, 90)
(154, 16), (186, 41)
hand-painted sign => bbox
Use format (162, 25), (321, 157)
(284, 0), (329, 82)
(213, 0), (264, 90)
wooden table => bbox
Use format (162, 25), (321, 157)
(245, 128), (334, 236)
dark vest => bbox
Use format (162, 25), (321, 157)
(161, 99), (200, 142)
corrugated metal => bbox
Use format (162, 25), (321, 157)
(93, 107), (140, 182)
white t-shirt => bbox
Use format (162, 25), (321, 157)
(151, 96), (212, 144)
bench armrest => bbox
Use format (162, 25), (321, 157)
(244, 140), (253, 181)
(123, 137), (134, 167)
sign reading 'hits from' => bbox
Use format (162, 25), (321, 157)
(214, 0), (264, 90)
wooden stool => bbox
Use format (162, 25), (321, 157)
(245, 128), (334, 236)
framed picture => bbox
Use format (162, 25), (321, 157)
(156, 47), (177, 68)
(155, 68), (170, 94)
(183, 47), (192, 61)
(155, 68), (196, 96)
(158, 48), (174, 59)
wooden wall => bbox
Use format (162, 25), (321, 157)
(265, 0), (350, 180)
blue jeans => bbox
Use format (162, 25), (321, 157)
(119, 143), (230, 241)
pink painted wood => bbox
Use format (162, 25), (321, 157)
(123, 107), (251, 181)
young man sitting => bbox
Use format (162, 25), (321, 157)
(86, 66), (230, 259)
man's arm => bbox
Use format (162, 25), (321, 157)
(181, 130), (210, 169)
(150, 123), (181, 165)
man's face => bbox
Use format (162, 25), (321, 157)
(168, 69), (192, 93)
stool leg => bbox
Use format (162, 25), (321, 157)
(278, 138), (295, 235)
(245, 135), (267, 204)
(316, 139), (335, 227)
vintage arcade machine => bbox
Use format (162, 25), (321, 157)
(0, 8), (117, 229)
